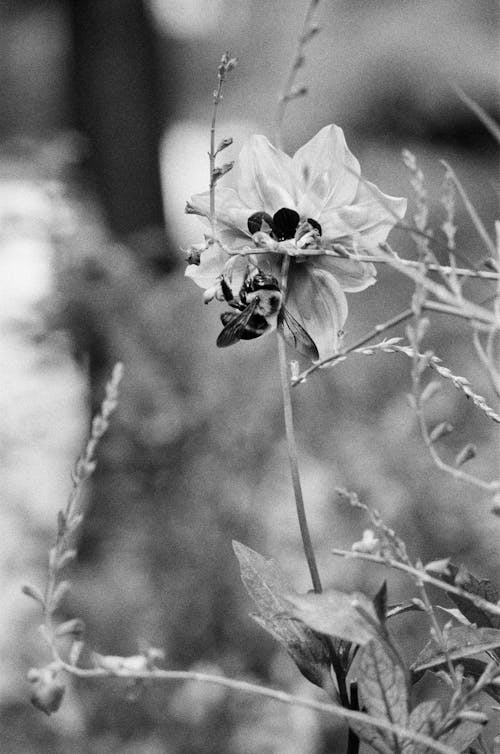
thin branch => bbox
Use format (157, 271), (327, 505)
(472, 328), (500, 398)
(209, 53), (237, 235)
(292, 308), (414, 385)
(450, 82), (500, 144)
(274, 0), (321, 149)
(331, 549), (500, 619)
(346, 256), (499, 282)
(440, 161), (496, 260)
(43, 363), (124, 624)
(51, 658), (456, 754)
(278, 333), (322, 593)
(379, 243), (498, 326)
(415, 399), (499, 492)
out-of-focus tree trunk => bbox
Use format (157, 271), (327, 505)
(69, 0), (165, 241)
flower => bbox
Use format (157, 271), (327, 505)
(185, 124), (407, 360)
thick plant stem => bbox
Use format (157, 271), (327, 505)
(277, 334), (322, 593)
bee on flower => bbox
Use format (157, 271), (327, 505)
(185, 124), (407, 361)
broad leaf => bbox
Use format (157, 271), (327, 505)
(285, 588), (381, 646)
(347, 717), (393, 754)
(358, 639), (409, 752)
(413, 626), (500, 672)
(441, 564), (500, 630)
(402, 701), (442, 754)
(232, 541), (336, 694)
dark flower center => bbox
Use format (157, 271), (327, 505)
(247, 208), (322, 241)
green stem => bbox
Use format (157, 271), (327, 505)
(277, 334), (322, 593)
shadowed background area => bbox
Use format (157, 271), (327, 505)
(0, 1), (499, 752)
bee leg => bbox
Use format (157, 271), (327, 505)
(220, 276), (234, 302)
(221, 276), (246, 310)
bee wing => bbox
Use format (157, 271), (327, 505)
(216, 299), (259, 348)
(279, 308), (319, 360)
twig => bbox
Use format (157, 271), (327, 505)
(209, 52), (237, 235)
(450, 82), (500, 145)
(472, 328), (500, 398)
(47, 654), (456, 754)
(274, 0), (321, 149)
(379, 243), (498, 326)
(331, 549), (500, 620)
(291, 308), (414, 385)
(440, 161), (496, 260)
(43, 363), (124, 629)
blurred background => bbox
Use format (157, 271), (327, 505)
(1, 0), (499, 751)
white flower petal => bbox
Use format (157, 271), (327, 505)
(185, 243), (228, 289)
(293, 125), (360, 215)
(309, 256), (377, 292)
(285, 262), (348, 360)
(321, 179), (407, 249)
(236, 135), (297, 213)
(188, 187), (253, 234)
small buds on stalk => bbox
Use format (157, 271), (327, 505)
(217, 51), (238, 81)
(455, 443), (477, 467)
(352, 529), (380, 555)
(215, 136), (233, 154)
(28, 665), (65, 716)
(22, 584), (45, 607)
(429, 422), (454, 442)
(211, 161), (234, 185)
(420, 380), (442, 403)
(281, 86), (308, 103)
(491, 493), (500, 516)
(92, 645), (164, 674)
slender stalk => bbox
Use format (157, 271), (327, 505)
(209, 85), (222, 234)
(292, 307), (414, 385)
(274, 0), (320, 149)
(331, 549), (500, 619)
(278, 333), (322, 593)
(48, 655), (457, 754)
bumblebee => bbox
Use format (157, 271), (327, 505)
(216, 268), (318, 359)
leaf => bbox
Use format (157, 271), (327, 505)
(413, 626), (500, 672)
(421, 380), (442, 403)
(251, 614), (336, 697)
(55, 618), (85, 638)
(387, 600), (426, 620)
(232, 541), (336, 693)
(285, 588), (381, 646)
(436, 606), (471, 626)
(455, 443), (477, 467)
(48, 581), (70, 613)
(358, 639), (409, 752)
(429, 422), (453, 442)
(402, 700), (443, 754)
(374, 581), (388, 624)
(69, 640), (84, 666)
(347, 717), (393, 754)
(22, 584), (45, 607)
(424, 558), (451, 576)
(438, 715), (486, 752)
(440, 563), (500, 630)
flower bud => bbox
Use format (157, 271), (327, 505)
(28, 666), (65, 716)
